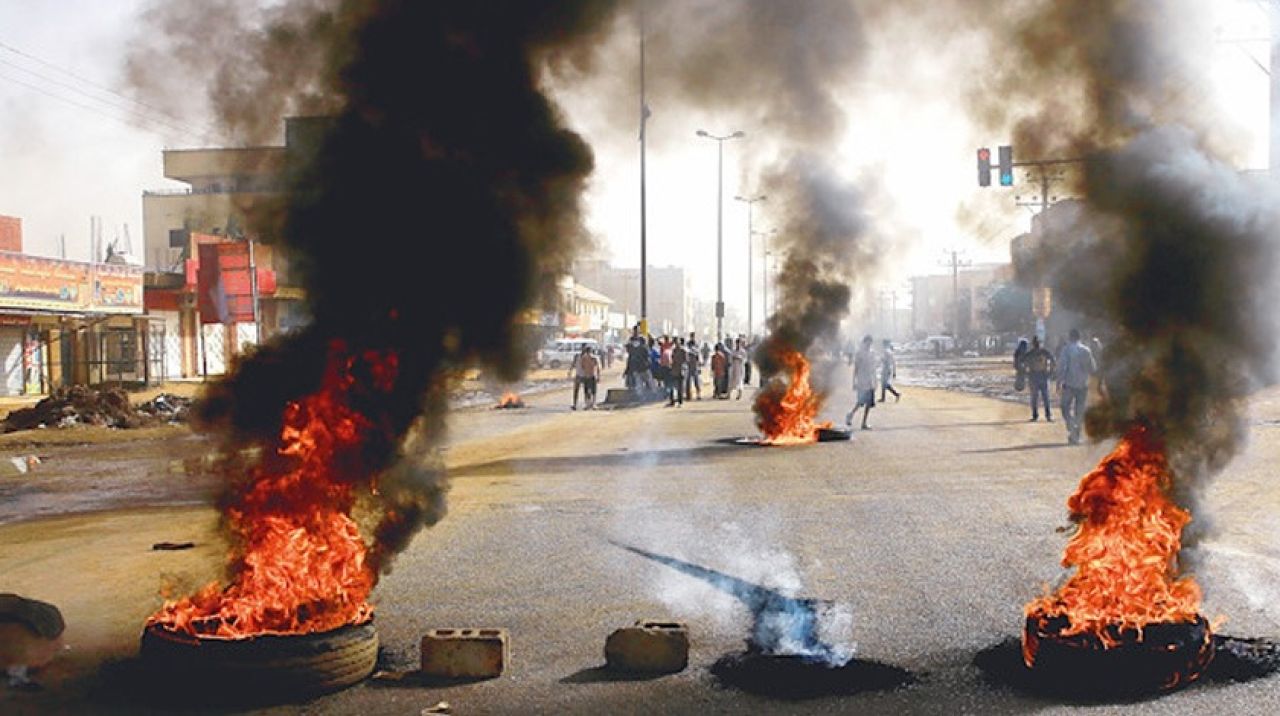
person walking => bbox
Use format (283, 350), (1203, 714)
(684, 334), (702, 401)
(711, 342), (728, 399)
(668, 338), (687, 407)
(1023, 336), (1055, 422)
(729, 338), (747, 400)
(846, 335), (877, 430)
(743, 335), (753, 386)
(879, 339), (900, 403)
(570, 345), (600, 410)
(1057, 328), (1097, 445)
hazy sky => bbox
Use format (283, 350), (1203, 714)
(0, 1), (1271, 317)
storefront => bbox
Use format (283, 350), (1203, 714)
(0, 250), (148, 395)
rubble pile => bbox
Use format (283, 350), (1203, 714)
(1, 386), (193, 433)
(136, 394), (194, 423)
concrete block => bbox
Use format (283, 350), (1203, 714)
(605, 620), (689, 674)
(420, 628), (507, 679)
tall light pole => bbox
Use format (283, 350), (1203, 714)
(638, 3), (650, 335)
(734, 193), (766, 338)
(696, 129), (744, 341)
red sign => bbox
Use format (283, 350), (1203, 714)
(196, 241), (277, 324)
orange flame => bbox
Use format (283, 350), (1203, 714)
(754, 349), (831, 445)
(1025, 427), (1203, 651)
(149, 342), (396, 638)
(497, 391), (523, 408)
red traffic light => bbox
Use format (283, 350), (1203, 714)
(977, 147), (992, 187)
(978, 148), (991, 161)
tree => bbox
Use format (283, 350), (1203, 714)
(987, 283), (1034, 335)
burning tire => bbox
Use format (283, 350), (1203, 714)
(1023, 614), (1214, 697)
(139, 622), (378, 701)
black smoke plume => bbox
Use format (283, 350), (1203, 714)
(982, 1), (1280, 497)
(127, 0), (622, 574)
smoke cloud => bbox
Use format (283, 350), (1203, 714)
(983, 0), (1280, 491)
(126, 0), (625, 574)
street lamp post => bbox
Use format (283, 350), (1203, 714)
(734, 193), (766, 338)
(696, 129), (744, 341)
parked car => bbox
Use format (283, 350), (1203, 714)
(537, 338), (599, 369)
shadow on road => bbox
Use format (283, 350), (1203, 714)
(874, 420), (1030, 432)
(962, 442), (1071, 454)
(450, 444), (738, 477)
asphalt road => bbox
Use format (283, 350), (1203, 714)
(3, 370), (1280, 714)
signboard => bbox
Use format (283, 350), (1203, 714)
(0, 251), (142, 314)
(196, 241), (277, 325)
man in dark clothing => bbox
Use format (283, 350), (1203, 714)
(1022, 336), (1055, 422)
(668, 339), (687, 406)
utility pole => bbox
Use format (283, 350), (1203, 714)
(638, 2), (650, 336)
(940, 248), (971, 339)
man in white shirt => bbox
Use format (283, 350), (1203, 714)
(846, 335), (877, 430)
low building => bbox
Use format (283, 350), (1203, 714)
(571, 260), (692, 337)
(0, 216), (150, 396)
(142, 119), (317, 377)
(909, 263), (1013, 339)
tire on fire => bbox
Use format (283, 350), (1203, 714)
(139, 622), (378, 700)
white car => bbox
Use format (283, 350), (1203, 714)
(537, 339), (599, 369)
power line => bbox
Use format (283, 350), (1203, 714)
(0, 38), (219, 142)
(0, 38), (217, 135)
(0, 70), (204, 141)
(0, 56), (210, 141)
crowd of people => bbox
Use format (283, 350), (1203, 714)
(564, 327), (763, 410)
(1012, 328), (1099, 445)
(620, 329), (756, 406)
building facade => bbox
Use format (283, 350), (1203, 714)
(142, 120), (315, 377)
(909, 263), (1013, 339)
(571, 260), (692, 337)
(0, 216), (150, 396)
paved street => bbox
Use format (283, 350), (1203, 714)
(3, 375), (1280, 714)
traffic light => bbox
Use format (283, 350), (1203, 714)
(998, 145), (1013, 186)
(977, 148), (991, 187)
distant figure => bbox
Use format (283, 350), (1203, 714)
(880, 339), (900, 403)
(846, 335), (877, 430)
(1023, 336), (1055, 422)
(570, 345), (600, 410)
(0, 593), (65, 690)
(743, 335), (753, 385)
(649, 336), (662, 394)
(1058, 328), (1097, 445)
(1013, 338), (1029, 393)
(668, 338), (687, 407)
(700, 340), (711, 367)
(729, 338), (747, 400)
(712, 343), (729, 399)
(685, 334), (702, 401)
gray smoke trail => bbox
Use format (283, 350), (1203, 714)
(977, 0), (1280, 519)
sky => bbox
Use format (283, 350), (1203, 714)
(0, 1), (1272, 322)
